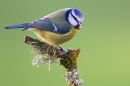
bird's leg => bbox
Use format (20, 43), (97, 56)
(58, 46), (65, 51)
(58, 46), (66, 56)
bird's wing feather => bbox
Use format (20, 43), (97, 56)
(30, 18), (70, 34)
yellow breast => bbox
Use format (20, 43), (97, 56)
(32, 27), (78, 45)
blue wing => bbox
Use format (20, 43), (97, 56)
(30, 18), (71, 34)
(5, 17), (71, 34)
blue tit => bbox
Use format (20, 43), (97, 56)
(5, 8), (84, 46)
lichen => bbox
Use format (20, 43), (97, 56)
(24, 36), (83, 86)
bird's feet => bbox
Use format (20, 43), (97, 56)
(57, 46), (66, 56)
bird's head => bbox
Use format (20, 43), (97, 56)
(65, 8), (84, 29)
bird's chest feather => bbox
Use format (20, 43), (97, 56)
(33, 27), (78, 45)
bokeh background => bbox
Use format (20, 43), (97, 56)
(0, 0), (130, 86)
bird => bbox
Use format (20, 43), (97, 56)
(5, 8), (84, 46)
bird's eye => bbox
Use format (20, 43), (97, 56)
(67, 8), (83, 29)
(70, 12), (79, 25)
(70, 12), (82, 29)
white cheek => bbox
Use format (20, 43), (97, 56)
(68, 14), (78, 27)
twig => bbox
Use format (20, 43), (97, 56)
(24, 36), (83, 86)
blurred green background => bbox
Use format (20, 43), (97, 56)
(0, 0), (130, 86)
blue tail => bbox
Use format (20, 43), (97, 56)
(5, 23), (32, 29)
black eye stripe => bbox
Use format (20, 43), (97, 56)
(71, 12), (79, 24)
(70, 12), (81, 29)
